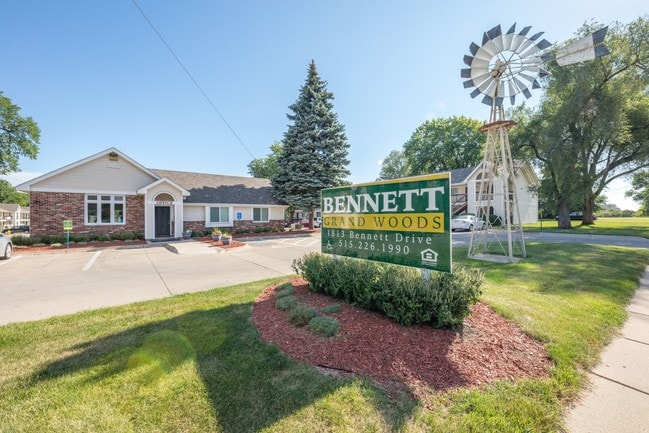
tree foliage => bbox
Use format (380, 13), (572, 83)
(519, 17), (649, 228)
(378, 150), (409, 180)
(0, 179), (28, 206)
(403, 116), (485, 175)
(0, 91), (40, 175)
(247, 141), (283, 178)
(272, 61), (350, 223)
(626, 171), (649, 215)
(379, 116), (485, 180)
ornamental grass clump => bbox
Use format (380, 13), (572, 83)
(275, 283), (296, 298)
(293, 252), (483, 328)
(320, 304), (342, 314)
(275, 295), (296, 311)
(288, 303), (318, 327)
(308, 316), (340, 337)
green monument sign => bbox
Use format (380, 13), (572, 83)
(321, 173), (452, 273)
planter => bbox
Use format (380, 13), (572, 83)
(182, 231), (192, 240)
(211, 234), (222, 242)
(222, 237), (232, 245)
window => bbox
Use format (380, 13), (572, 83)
(86, 195), (125, 225)
(253, 207), (269, 222)
(209, 207), (230, 223)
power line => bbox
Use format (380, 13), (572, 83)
(130, 0), (255, 159)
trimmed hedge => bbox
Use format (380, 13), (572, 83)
(292, 252), (483, 328)
(11, 231), (143, 246)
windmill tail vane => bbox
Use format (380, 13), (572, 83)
(542, 26), (610, 66)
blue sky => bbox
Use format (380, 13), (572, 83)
(1, 0), (645, 209)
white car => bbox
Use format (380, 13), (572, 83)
(451, 215), (485, 232)
(0, 233), (13, 259)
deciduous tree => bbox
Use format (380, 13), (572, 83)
(402, 116), (485, 175)
(520, 17), (649, 228)
(247, 141), (283, 178)
(0, 91), (40, 175)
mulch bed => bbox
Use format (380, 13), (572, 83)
(252, 278), (552, 396)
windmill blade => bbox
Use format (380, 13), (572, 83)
(464, 70), (492, 89)
(509, 33), (530, 52)
(554, 26), (610, 66)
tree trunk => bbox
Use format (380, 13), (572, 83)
(308, 208), (314, 230)
(557, 201), (573, 229)
(582, 197), (595, 225)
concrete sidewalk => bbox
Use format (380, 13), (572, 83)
(565, 267), (649, 433)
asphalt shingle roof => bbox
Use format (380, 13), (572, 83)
(448, 166), (477, 184)
(150, 169), (283, 205)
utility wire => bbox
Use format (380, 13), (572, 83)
(131, 0), (255, 159)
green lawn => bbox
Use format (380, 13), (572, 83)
(524, 216), (649, 238)
(1, 243), (648, 432)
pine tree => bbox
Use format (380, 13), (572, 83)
(273, 61), (350, 226)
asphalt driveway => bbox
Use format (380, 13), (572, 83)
(2, 231), (648, 326)
(0, 234), (321, 325)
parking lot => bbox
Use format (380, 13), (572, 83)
(0, 234), (321, 325)
(3, 230), (648, 326)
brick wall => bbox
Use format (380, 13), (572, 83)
(180, 219), (285, 235)
(30, 192), (145, 237)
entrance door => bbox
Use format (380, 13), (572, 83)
(154, 206), (171, 238)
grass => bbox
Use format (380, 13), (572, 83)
(1, 244), (648, 432)
(523, 216), (649, 238)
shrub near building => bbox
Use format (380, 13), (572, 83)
(292, 252), (483, 328)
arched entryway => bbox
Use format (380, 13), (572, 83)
(154, 193), (174, 238)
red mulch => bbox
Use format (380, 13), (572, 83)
(252, 278), (552, 396)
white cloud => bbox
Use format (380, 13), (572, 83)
(0, 172), (43, 186)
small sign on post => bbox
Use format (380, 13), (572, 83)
(63, 220), (73, 249)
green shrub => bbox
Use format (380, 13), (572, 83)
(88, 233), (110, 242)
(308, 316), (340, 337)
(287, 303), (318, 327)
(71, 234), (89, 243)
(8, 236), (38, 246)
(40, 234), (67, 245)
(275, 295), (296, 311)
(293, 252), (483, 328)
(110, 231), (137, 241)
(275, 283), (296, 298)
(320, 304), (342, 314)
(488, 214), (502, 227)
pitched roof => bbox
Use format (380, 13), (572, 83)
(448, 166), (478, 184)
(0, 203), (25, 212)
(150, 169), (284, 206)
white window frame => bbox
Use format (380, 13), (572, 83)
(252, 207), (269, 223)
(205, 206), (232, 228)
(85, 194), (126, 225)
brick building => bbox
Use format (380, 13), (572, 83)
(17, 148), (287, 240)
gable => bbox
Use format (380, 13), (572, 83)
(19, 149), (159, 194)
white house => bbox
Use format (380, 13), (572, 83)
(448, 162), (539, 224)
(0, 203), (30, 229)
